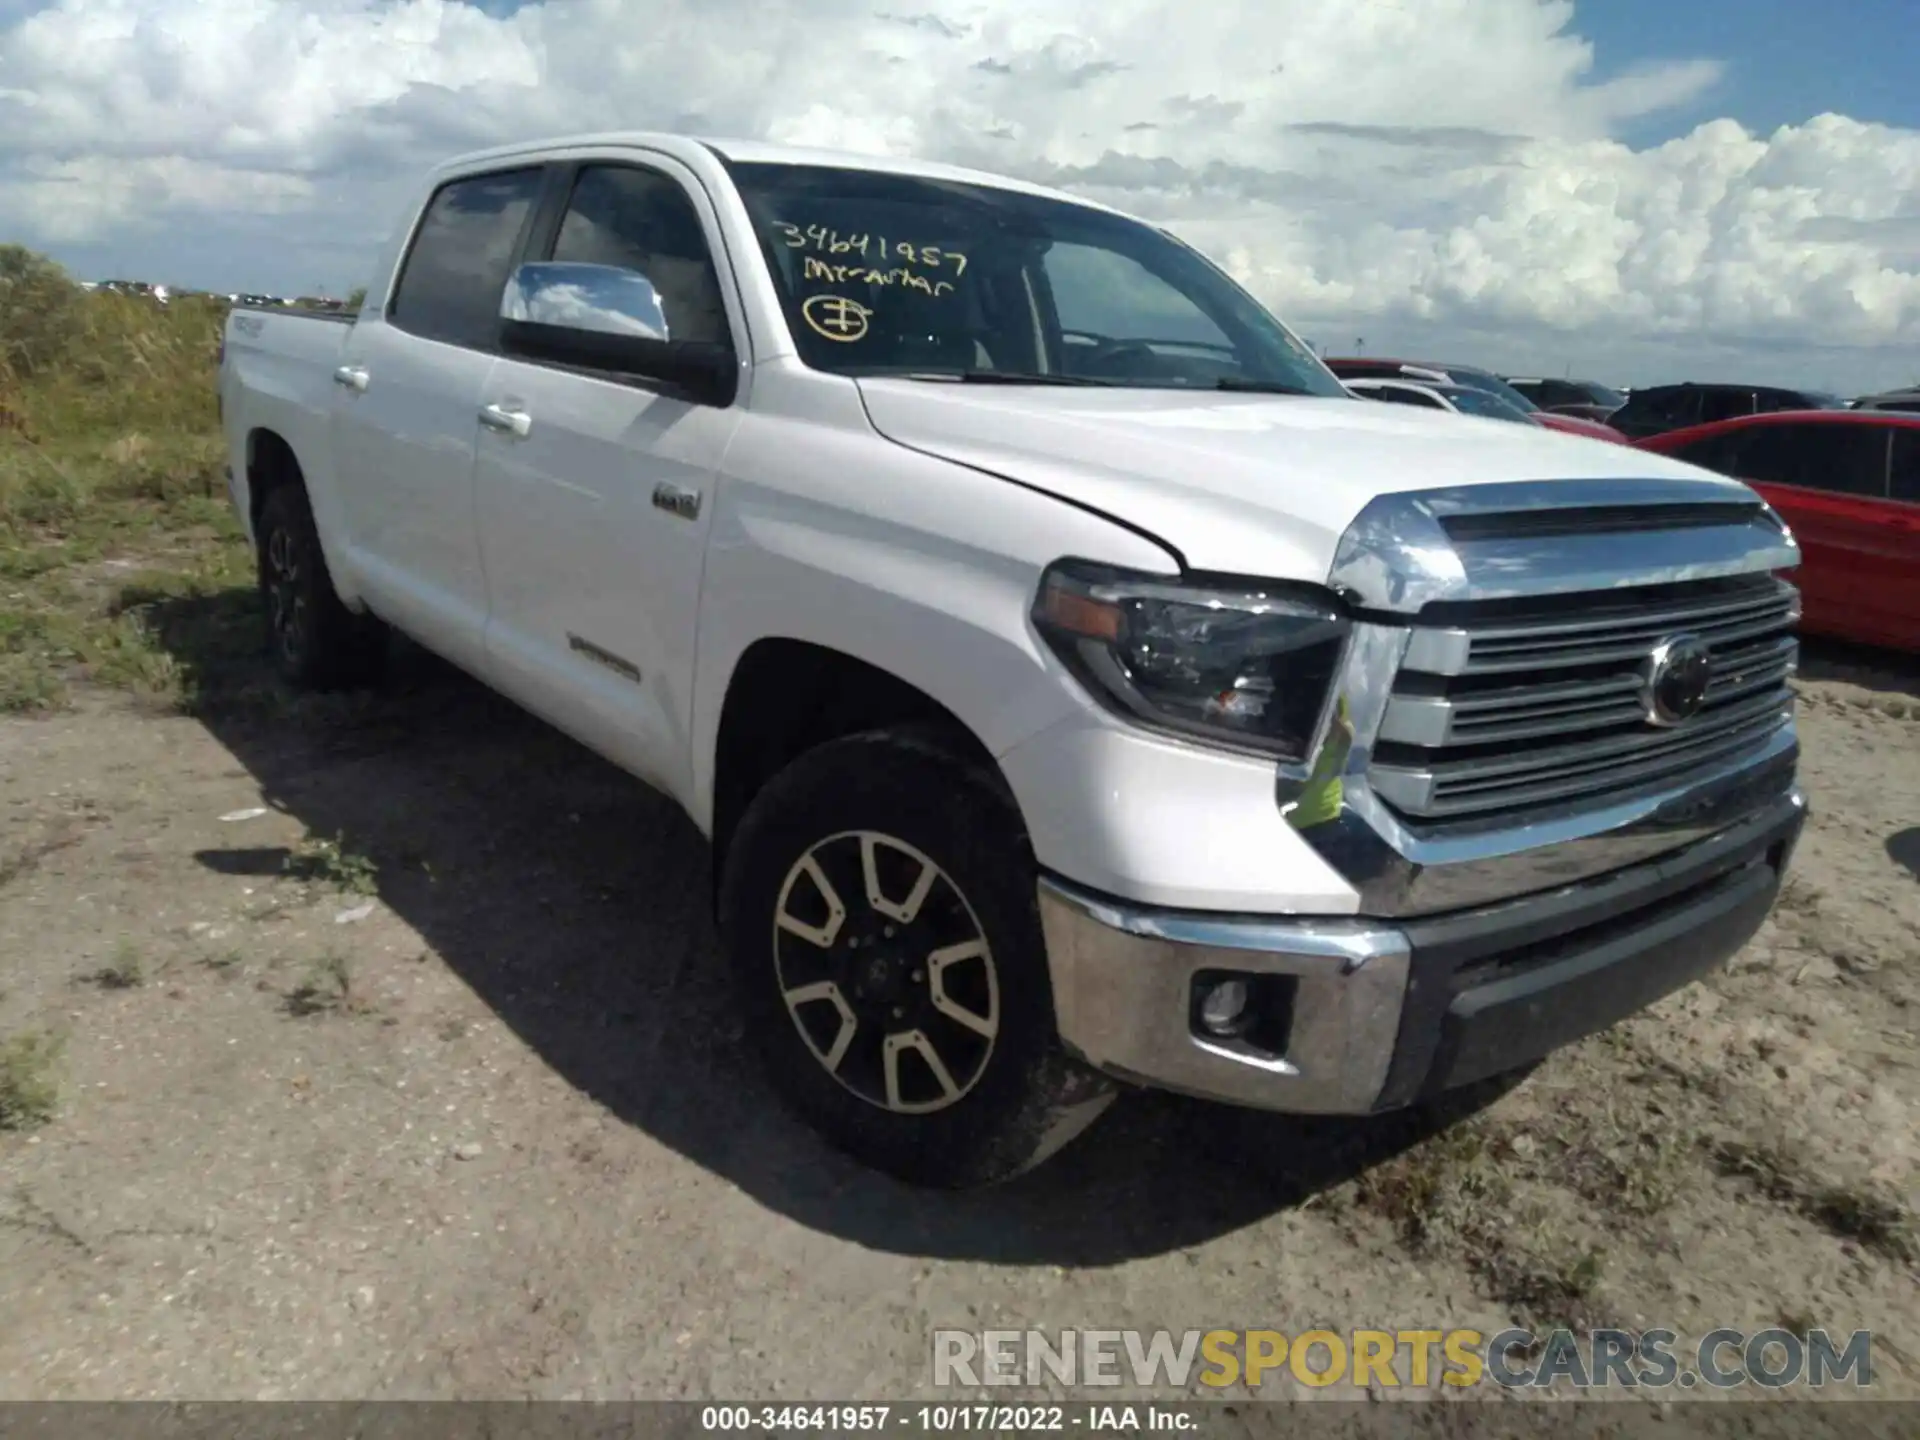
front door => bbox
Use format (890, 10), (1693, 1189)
(472, 156), (748, 798)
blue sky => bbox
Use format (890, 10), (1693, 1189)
(1585, 0), (1919, 142)
(2, 0), (1917, 393)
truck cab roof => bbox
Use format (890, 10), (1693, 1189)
(430, 131), (1137, 220)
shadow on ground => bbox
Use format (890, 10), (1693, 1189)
(1887, 828), (1920, 883)
(138, 587), (1519, 1267)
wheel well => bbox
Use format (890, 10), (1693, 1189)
(710, 639), (1004, 906)
(245, 428), (303, 538)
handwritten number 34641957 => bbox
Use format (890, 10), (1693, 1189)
(774, 223), (968, 277)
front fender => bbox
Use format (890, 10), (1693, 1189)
(689, 407), (1178, 838)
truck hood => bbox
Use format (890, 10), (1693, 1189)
(855, 378), (1720, 580)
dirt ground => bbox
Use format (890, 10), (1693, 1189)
(1, 633), (1916, 1409)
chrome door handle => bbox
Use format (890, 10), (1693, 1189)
(479, 402), (533, 438)
(652, 483), (702, 521)
(332, 365), (369, 392)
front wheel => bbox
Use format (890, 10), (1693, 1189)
(719, 728), (1115, 1187)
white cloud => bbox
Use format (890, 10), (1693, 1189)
(2, 0), (1917, 390)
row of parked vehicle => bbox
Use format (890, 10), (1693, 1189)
(1332, 358), (1920, 653)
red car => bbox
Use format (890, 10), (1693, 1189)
(1635, 410), (1920, 652)
(1323, 357), (1631, 443)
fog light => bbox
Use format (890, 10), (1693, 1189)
(1198, 978), (1251, 1036)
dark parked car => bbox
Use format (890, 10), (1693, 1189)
(1608, 382), (1847, 441)
(1499, 375), (1627, 423)
(1636, 410), (1920, 653)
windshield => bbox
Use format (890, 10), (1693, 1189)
(723, 160), (1349, 396)
(1441, 387), (1535, 424)
(1575, 381), (1628, 409)
(1437, 367), (1542, 414)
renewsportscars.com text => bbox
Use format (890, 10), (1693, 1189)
(932, 1327), (1875, 1391)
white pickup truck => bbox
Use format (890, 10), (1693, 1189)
(220, 132), (1808, 1187)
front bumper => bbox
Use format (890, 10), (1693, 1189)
(1038, 785), (1806, 1114)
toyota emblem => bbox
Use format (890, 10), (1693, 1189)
(1640, 633), (1713, 727)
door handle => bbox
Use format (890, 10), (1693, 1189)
(652, 483), (702, 521)
(479, 402), (533, 438)
(332, 365), (369, 392)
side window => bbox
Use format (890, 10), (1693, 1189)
(1619, 388), (1695, 429)
(1538, 381), (1578, 409)
(1698, 388), (1755, 424)
(1891, 432), (1920, 504)
(548, 166), (731, 347)
(1671, 430), (1747, 475)
(1738, 424), (1889, 497)
(389, 168), (546, 348)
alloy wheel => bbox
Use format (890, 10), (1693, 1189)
(772, 830), (1000, 1115)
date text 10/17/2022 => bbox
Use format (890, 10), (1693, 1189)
(699, 1405), (1197, 1433)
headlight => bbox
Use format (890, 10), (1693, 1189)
(1032, 560), (1350, 762)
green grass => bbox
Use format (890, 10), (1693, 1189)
(2, 248), (253, 715)
(0, 1031), (62, 1131)
(79, 939), (146, 991)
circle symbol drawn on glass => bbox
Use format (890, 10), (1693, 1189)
(802, 293), (873, 343)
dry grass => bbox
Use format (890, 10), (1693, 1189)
(2, 248), (252, 716)
(0, 1031), (62, 1132)
(1714, 1137), (1917, 1265)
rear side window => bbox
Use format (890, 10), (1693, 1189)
(389, 167), (546, 349)
(1618, 388), (1697, 429)
(1670, 430), (1749, 474)
(1698, 388), (1756, 424)
(1737, 423), (1889, 497)
(1891, 432), (1920, 504)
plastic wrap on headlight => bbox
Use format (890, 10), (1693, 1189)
(1033, 561), (1350, 761)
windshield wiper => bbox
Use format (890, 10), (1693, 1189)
(1211, 377), (1315, 395)
(897, 370), (1114, 387)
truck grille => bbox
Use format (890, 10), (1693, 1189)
(1369, 574), (1799, 823)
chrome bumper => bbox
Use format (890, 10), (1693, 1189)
(1038, 786), (1806, 1115)
(1038, 878), (1411, 1114)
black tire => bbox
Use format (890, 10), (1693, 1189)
(719, 727), (1116, 1188)
(256, 483), (386, 690)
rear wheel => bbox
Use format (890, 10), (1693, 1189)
(719, 728), (1115, 1187)
(256, 483), (386, 690)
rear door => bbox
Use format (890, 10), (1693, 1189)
(1730, 422), (1896, 645)
(330, 164), (550, 675)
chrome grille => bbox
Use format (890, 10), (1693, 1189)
(1370, 575), (1799, 822)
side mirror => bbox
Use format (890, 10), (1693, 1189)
(499, 261), (736, 405)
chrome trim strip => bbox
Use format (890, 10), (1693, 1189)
(1328, 481), (1800, 615)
